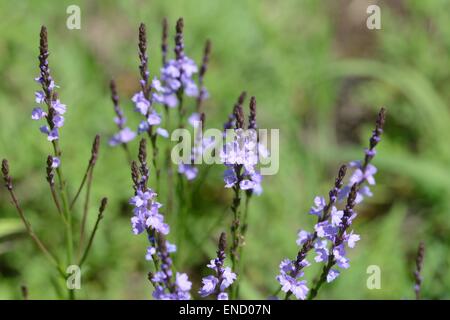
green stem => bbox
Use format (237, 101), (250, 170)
(78, 201), (106, 268)
(5, 186), (65, 278)
(234, 193), (251, 299)
(78, 167), (94, 259)
(230, 166), (243, 300)
(307, 255), (334, 300)
(69, 162), (91, 210)
(52, 141), (73, 268)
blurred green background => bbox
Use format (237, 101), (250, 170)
(1, 0), (450, 299)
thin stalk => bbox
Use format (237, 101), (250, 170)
(1, 161), (65, 278)
(69, 162), (91, 210)
(230, 165), (243, 300)
(49, 185), (67, 225)
(164, 106), (174, 218)
(78, 167), (94, 258)
(78, 198), (107, 268)
(51, 140), (73, 268)
(147, 128), (160, 193)
(235, 193), (251, 298)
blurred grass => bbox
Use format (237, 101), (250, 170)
(0, 0), (449, 299)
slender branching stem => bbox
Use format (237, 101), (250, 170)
(414, 241), (425, 300)
(78, 167), (94, 257)
(2, 159), (65, 278)
(78, 198), (108, 268)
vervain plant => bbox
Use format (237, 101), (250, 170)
(2, 26), (108, 299)
(3, 19), (393, 301)
(275, 108), (386, 300)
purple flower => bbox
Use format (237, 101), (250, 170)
(330, 206), (344, 226)
(145, 246), (156, 260)
(309, 196), (326, 216)
(199, 276), (219, 297)
(50, 157), (60, 168)
(326, 269), (340, 283)
(156, 127), (169, 138)
(188, 112), (201, 128)
(314, 221), (337, 239)
(132, 91), (150, 115)
(52, 114), (64, 128)
(109, 127), (136, 146)
(31, 107), (46, 120)
(278, 274), (309, 300)
(276, 259), (309, 300)
(217, 292), (228, 300)
(345, 232), (360, 248)
(33, 27), (68, 142)
(147, 111), (162, 126)
(35, 91), (45, 103)
(176, 273), (192, 292)
(39, 126), (59, 141)
(239, 179), (255, 190)
(314, 240), (329, 263)
(199, 232), (235, 299)
(224, 169), (237, 188)
(109, 80), (136, 147)
(296, 230), (312, 246)
(220, 267), (237, 290)
(349, 162), (377, 186)
(220, 126), (264, 194)
(178, 163), (198, 181)
(52, 100), (66, 114)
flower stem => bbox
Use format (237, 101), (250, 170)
(78, 198), (107, 268)
(78, 166), (94, 258)
(52, 141), (73, 268)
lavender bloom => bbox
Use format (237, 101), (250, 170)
(309, 196), (326, 216)
(109, 80), (136, 147)
(325, 184), (360, 283)
(153, 18), (201, 109)
(150, 237), (192, 300)
(50, 157), (60, 168)
(199, 233), (236, 300)
(178, 113), (215, 181)
(276, 259), (309, 300)
(221, 95), (266, 195)
(33, 26), (67, 142)
(178, 163), (198, 181)
(276, 166), (347, 299)
(339, 108), (386, 204)
(131, 139), (192, 300)
(130, 140), (170, 236)
(132, 23), (167, 138)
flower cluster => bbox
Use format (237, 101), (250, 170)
(32, 26), (67, 145)
(276, 259), (309, 300)
(130, 139), (192, 300)
(153, 18), (199, 108)
(339, 108), (386, 204)
(199, 233), (236, 300)
(220, 94), (266, 195)
(324, 184), (360, 283)
(277, 108), (386, 299)
(132, 23), (167, 138)
(130, 139), (169, 236)
(150, 236), (192, 300)
(177, 113), (216, 181)
(108, 80), (136, 146)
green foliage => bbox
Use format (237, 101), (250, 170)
(0, 0), (449, 299)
